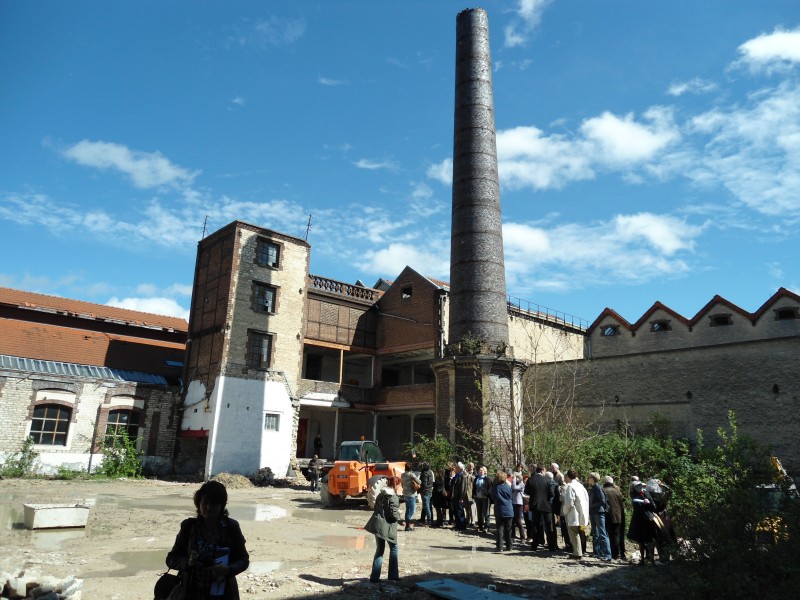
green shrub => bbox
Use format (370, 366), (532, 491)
(0, 436), (39, 478)
(404, 433), (460, 471)
(95, 430), (143, 478)
(53, 464), (87, 480)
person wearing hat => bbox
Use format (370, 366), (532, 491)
(629, 480), (657, 564)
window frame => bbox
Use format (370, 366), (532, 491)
(709, 313), (733, 327)
(29, 404), (72, 446)
(252, 281), (278, 314)
(264, 412), (280, 432)
(600, 324), (619, 337)
(104, 408), (142, 447)
(246, 329), (274, 370)
(774, 307), (799, 321)
(650, 320), (672, 333)
(255, 238), (281, 269)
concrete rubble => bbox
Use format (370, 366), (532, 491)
(0, 571), (82, 600)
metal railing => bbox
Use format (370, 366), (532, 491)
(506, 295), (588, 331)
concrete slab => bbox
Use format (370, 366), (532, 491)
(23, 503), (90, 529)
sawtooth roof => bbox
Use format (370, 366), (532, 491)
(587, 287), (800, 333)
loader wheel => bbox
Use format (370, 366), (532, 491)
(319, 485), (344, 507)
(367, 475), (389, 509)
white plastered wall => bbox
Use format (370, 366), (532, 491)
(205, 376), (293, 478)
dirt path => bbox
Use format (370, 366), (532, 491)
(1, 479), (644, 599)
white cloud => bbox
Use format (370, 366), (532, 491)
(429, 108), (679, 191)
(356, 242), (449, 279)
(580, 107), (680, 165)
(387, 57), (408, 70)
(736, 26), (800, 73)
(496, 126), (595, 189)
(504, 25), (526, 49)
(228, 15), (306, 49)
(0, 272), (80, 294)
(411, 182), (433, 200)
(613, 213), (700, 255)
(62, 140), (198, 189)
(685, 80), (800, 215)
(0, 191), (309, 249)
(231, 96), (245, 106)
(353, 158), (399, 171)
(504, 0), (553, 48)
(135, 282), (192, 297)
(503, 213), (703, 293)
(318, 76), (348, 86)
(667, 77), (717, 96)
(106, 296), (189, 320)
(427, 159), (452, 185)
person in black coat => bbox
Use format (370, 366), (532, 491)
(166, 481), (250, 600)
(628, 481), (657, 564)
(431, 468), (447, 527)
(529, 465), (556, 551)
(603, 476), (626, 560)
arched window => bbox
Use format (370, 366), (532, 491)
(105, 409), (141, 446)
(30, 404), (71, 446)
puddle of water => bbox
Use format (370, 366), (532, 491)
(290, 508), (353, 524)
(79, 549), (166, 578)
(247, 561), (283, 575)
(1, 505), (24, 530)
(29, 528), (87, 550)
(2, 505), (90, 548)
(228, 503), (287, 522)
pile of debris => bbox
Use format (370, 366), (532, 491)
(0, 571), (82, 600)
(211, 473), (253, 489)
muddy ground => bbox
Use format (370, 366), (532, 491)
(0, 478), (651, 599)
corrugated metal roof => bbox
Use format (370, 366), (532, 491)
(0, 354), (169, 385)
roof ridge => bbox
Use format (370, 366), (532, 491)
(0, 286), (188, 330)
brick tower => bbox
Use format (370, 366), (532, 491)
(434, 8), (526, 465)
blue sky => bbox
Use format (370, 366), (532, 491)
(2, 1), (799, 326)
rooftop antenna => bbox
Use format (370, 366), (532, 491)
(201, 215), (208, 239)
(304, 214), (313, 241)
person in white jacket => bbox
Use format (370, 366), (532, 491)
(561, 469), (590, 559)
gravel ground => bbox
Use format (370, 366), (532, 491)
(0, 478), (650, 599)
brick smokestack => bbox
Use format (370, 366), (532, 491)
(449, 8), (509, 348)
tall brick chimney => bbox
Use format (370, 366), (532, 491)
(433, 8), (525, 465)
(449, 7), (509, 348)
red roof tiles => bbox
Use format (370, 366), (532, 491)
(0, 287), (188, 332)
(0, 318), (185, 375)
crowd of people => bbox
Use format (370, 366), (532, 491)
(158, 464), (676, 594)
(367, 459), (675, 580)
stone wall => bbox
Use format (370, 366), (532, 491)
(226, 226), (309, 392)
(508, 314), (585, 363)
(570, 336), (800, 472)
(0, 372), (180, 474)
